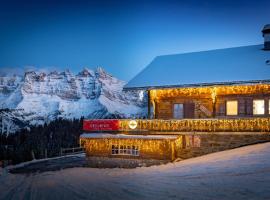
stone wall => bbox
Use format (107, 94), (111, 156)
(175, 133), (270, 159)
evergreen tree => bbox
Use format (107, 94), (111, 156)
(0, 117), (83, 164)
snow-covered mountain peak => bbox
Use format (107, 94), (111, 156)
(77, 68), (95, 77)
(0, 68), (147, 133)
(95, 67), (113, 79)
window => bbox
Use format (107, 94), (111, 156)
(253, 100), (265, 115)
(173, 104), (184, 119)
(111, 145), (139, 156)
(111, 145), (119, 155)
(269, 100), (270, 114)
(226, 100), (238, 116)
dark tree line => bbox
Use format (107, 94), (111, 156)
(0, 117), (83, 164)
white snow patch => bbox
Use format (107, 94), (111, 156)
(1, 143), (270, 199)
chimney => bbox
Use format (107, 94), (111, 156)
(262, 24), (270, 50)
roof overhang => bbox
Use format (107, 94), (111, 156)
(123, 79), (270, 91)
(80, 133), (178, 140)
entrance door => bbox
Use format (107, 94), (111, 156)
(173, 104), (184, 119)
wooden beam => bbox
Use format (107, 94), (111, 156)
(148, 90), (151, 119)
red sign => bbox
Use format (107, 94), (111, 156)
(83, 120), (120, 131)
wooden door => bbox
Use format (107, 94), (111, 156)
(184, 102), (195, 118)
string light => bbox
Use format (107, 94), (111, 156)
(150, 84), (270, 102)
(80, 137), (182, 160)
(119, 118), (270, 132)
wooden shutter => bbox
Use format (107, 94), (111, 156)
(238, 99), (246, 116)
(246, 98), (253, 116)
(219, 103), (226, 116)
(184, 102), (195, 118)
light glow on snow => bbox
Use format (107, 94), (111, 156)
(2, 143), (270, 199)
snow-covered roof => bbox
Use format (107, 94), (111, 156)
(125, 44), (270, 89)
(263, 24), (270, 32)
(80, 133), (178, 140)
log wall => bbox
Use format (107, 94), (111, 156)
(149, 84), (270, 119)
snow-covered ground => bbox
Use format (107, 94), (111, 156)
(1, 142), (270, 200)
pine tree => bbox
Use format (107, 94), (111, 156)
(1, 117), (83, 164)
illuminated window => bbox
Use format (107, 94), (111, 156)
(173, 104), (184, 119)
(226, 100), (238, 116)
(111, 145), (139, 156)
(269, 100), (270, 114)
(253, 100), (265, 115)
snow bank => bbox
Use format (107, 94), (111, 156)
(6, 153), (85, 171)
(1, 142), (270, 199)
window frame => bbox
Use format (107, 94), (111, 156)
(173, 103), (184, 119)
(111, 145), (139, 156)
(253, 99), (265, 115)
(226, 100), (238, 116)
(269, 99), (270, 115)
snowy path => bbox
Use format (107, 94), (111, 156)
(1, 143), (270, 200)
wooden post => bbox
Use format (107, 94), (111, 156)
(211, 87), (217, 118)
(153, 100), (156, 119)
(31, 150), (35, 160)
(265, 98), (269, 117)
(1, 117), (5, 134)
(212, 101), (216, 118)
(60, 148), (63, 156)
(171, 142), (175, 161)
(148, 90), (151, 119)
(45, 149), (47, 158)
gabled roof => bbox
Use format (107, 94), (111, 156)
(262, 24), (270, 34)
(125, 44), (270, 89)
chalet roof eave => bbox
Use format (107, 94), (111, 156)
(123, 79), (270, 91)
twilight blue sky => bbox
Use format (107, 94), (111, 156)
(0, 0), (270, 81)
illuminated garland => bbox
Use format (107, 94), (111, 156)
(150, 84), (270, 102)
(119, 118), (270, 132)
(81, 137), (180, 160)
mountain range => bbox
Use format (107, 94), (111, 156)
(0, 67), (147, 134)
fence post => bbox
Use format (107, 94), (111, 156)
(60, 148), (62, 156)
(31, 150), (35, 160)
(45, 149), (47, 158)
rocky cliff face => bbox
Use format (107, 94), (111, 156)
(0, 68), (147, 133)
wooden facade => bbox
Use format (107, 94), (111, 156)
(80, 131), (270, 162)
(80, 134), (182, 161)
(149, 84), (270, 119)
